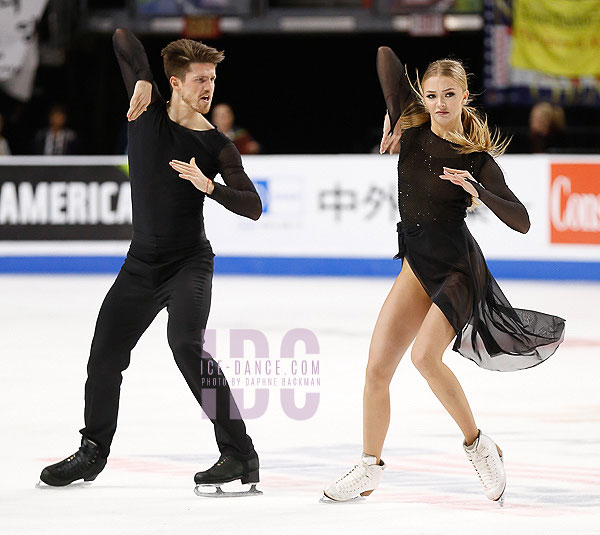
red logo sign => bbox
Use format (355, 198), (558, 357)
(550, 163), (600, 244)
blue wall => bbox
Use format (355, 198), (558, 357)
(1, 256), (599, 280)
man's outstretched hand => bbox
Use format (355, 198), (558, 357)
(127, 80), (152, 121)
(169, 157), (215, 195)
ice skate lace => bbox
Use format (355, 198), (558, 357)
(59, 446), (99, 474)
(335, 463), (370, 492)
(468, 451), (498, 489)
(205, 456), (229, 473)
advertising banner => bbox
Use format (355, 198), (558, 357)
(1, 154), (600, 278)
(483, 0), (600, 107)
(511, 0), (600, 78)
(549, 163), (600, 245)
(203, 155), (400, 258)
(0, 157), (131, 241)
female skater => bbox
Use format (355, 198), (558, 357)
(323, 47), (565, 503)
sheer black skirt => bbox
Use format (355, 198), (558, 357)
(395, 221), (565, 372)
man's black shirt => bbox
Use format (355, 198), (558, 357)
(113, 29), (262, 245)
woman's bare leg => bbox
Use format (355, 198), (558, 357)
(411, 303), (478, 444)
(363, 261), (432, 461)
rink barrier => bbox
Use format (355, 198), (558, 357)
(1, 256), (600, 280)
(2, 154), (600, 276)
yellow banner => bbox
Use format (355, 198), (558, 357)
(510, 0), (600, 77)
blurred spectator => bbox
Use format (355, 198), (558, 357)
(33, 104), (80, 155)
(0, 112), (11, 155)
(528, 101), (566, 153)
(211, 103), (260, 154)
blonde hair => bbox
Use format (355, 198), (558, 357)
(400, 59), (510, 157)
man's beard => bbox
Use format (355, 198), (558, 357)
(182, 91), (209, 114)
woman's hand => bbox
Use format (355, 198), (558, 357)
(127, 80), (152, 121)
(439, 167), (479, 198)
(379, 112), (402, 155)
(169, 157), (214, 194)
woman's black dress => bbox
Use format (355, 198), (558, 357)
(377, 47), (565, 372)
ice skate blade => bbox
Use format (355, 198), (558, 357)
(320, 494), (366, 504)
(194, 483), (262, 498)
(36, 480), (94, 489)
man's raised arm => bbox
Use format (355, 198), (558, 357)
(113, 28), (161, 119)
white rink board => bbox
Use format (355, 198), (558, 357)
(1, 154), (599, 263)
(204, 154), (401, 257)
(205, 154), (600, 261)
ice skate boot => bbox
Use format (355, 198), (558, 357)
(38, 437), (107, 487)
(194, 453), (262, 497)
(464, 430), (506, 505)
(322, 453), (386, 502)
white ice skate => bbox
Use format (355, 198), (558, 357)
(464, 430), (506, 505)
(322, 453), (386, 502)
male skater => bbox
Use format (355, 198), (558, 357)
(40, 28), (261, 490)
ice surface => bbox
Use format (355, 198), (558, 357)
(0, 275), (598, 534)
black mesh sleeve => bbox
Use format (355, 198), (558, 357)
(112, 28), (161, 102)
(210, 143), (262, 221)
(376, 46), (415, 131)
(467, 157), (530, 234)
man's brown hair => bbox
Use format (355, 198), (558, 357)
(160, 39), (224, 83)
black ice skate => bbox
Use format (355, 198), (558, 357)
(194, 453), (262, 497)
(38, 437), (107, 487)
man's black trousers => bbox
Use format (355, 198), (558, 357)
(79, 236), (255, 460)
